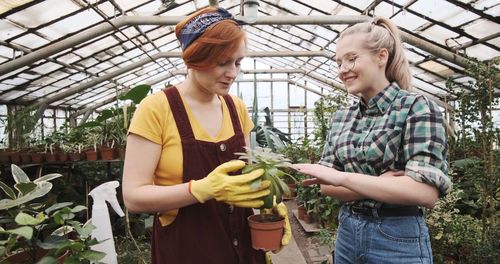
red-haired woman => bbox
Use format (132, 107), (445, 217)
(122, 7), (289, 264)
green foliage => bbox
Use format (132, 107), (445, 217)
(80, 84), (151, 149)
(118, 84), (151, 104)
(2, 107), (40, 150)
(312, 93), (348, 146)
(0, 165), (104, 263)
(116, 235), (150, 264)
(444, 58), (499, 257)
(250, 93), (292, 151)
(426, 188), (498, 263)
(0, 165), (62, 210)
(315, 228), (335, 246)
(236, 147), (293, 209)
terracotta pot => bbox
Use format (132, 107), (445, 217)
(30, 153), (44, 163)
(100, 147), (114, 160)
(0, 152), (10, 164)
(284, 183), (297, 198)
(247, 214), (284, 251)
(45, 153), (57, 163)
(69, 152), (82, 161)
(57, 152), (69, 162)
(86, 150), (98, 161)
(20, 152), (31, 164)
(303, 213), (314, 224)
(10, 152), (21, 164)
(3, 249), (69, 263)
(298, 205), (306, 220)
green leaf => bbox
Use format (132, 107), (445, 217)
(0, 181), (15, 199)
(242, 164), (259, 174)
(70, 205), (87, 213)
(11, 164), (30, 184)
(278, 177), (290, 196)
(45, 202), (74, 215)
(95, 109), (114, 123)
(0, 182), (53, 210)
(78, 120), (101, 128)
(37, 235), (69, 250)
(80, 249), (106, 261)
(35, 256), (58, 264)
(261, 195), (274, 209)
(74, 222), (95, 238)
(15, 211), (46, 225)
(119, 84), (151, 104)
(14, 182), (37, 196)
(8, 226), (33, 239)
(249, 178), (262, 191)
(51, 225), (74, 237)
(34, 173), (62, 183)
(271, 177), (282, 203)
(53, 210), (75, 225)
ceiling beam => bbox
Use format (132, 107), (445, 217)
(71, 68), (342, 119)
(32, 50), (336, 111)
(1, 14), (474, 76)
(0, 15), (366, 76)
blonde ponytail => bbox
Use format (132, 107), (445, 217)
(339, 16), (411, 90)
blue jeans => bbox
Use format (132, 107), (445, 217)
(334, 206), (432, 264)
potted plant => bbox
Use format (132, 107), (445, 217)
(79, 84), (151, 161)
(236, 147), (294, 251)
(84, 129), (101, 161)
(0, 164), (105, 263)
(2, 107), (40, 164)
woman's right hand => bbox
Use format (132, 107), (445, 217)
(292, 163), (347, 186)
(189, 160), (271, 208)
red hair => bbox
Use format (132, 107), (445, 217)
(175, 7), (246, 71)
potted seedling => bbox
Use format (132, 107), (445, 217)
(236, 147), (295, 251)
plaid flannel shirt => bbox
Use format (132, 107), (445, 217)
(319, 83), (452, 208)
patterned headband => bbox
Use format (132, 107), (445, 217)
(178, 7), (246, 51)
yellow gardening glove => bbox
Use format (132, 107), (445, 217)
(264, 200), (291, 252)
(190, 160), (271, 208)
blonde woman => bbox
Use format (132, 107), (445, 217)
(293, 17), (452, 263)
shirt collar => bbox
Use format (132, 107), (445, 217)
(359, 83), (400, 115)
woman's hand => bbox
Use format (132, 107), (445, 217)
(292, 164), (346, 186)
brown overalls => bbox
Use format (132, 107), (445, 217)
(151, 87), (266, 264)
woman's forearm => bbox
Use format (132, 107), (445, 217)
(340, 172), (439, 208)
(123, 182), (198, 213)
(320, 185), (366, 201)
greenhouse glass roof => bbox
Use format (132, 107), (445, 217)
(0, 0), (498, 114)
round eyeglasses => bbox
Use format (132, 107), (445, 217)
(331, 55), (360, 79)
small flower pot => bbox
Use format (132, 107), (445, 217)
(298, 205), (306, 220)
(86, 150), (98, 161)
(57, 152), (69, 162)
(247, 214), (284, 251)
(9, 152), (21, 164)
(303, 213), (314, 224)
(287, 183), (297, 197)
(99, 147), (114, 160)
(69, 152), (82, 161)
(20, 152), (31, 164)
(45, 152), (57, 163)
(0, 152), (10, 164)
(30, 153), (44, 163)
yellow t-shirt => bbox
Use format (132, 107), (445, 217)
(128, 90), (254, 226)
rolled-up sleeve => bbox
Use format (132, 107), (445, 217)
(403, 97), (452, 197)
